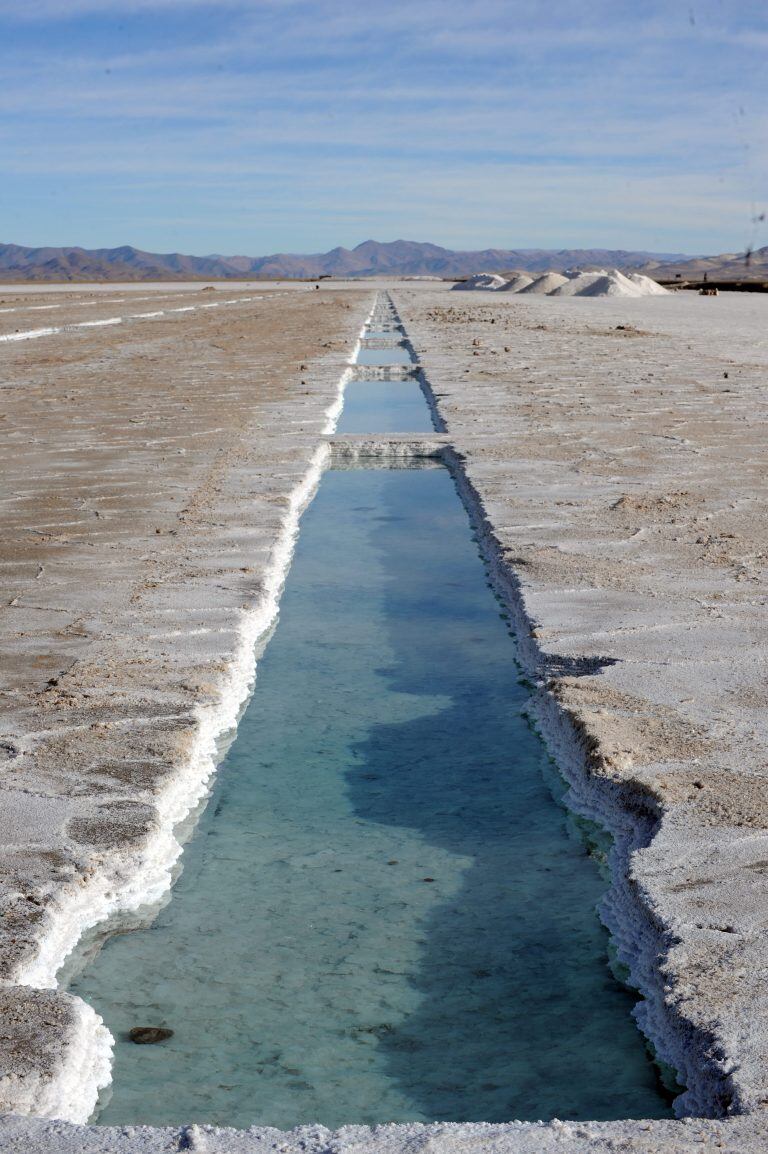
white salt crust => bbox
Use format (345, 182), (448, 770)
(9, 297), (379, 1123)
(0, 294), (301, 343)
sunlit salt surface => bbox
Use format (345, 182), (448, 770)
(69, 467), (671, 1128)
(336, 378), (435, 433)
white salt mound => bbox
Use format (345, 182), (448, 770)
(519, 272), (569, 294)
(497, 274), (534, 293)
(576, 270), (647, 297)
(452, 273), (507, 291)
(626, 272), (670, 295)
(451, 267), (669, 297)
(568, 269), (669, 298)
(550, 271), (607, 296)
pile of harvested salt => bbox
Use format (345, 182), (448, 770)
(497, 273), (533, 292)
(626, 271), (670, 295)
(550, 270), (608, 296)
(451, 273), (507, 291)
(453, 267), (669, 298)
(519, 272), (569, 294)
(579, 273), (639, 297)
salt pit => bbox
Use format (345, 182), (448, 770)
(54, 297), (673, 1128)
(66, 464), (672, 1127)
(337, 333), (433, 434)
(4, 285), (768, 1151)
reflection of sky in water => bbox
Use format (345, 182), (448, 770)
(356, 345), (414, 365)
(336, 379), (434, 434)
(70, 468), (672, 1130)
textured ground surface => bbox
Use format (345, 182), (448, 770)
(3, 284), (768, 1149)
(2, 1114), (768, 1153)
(393, 288), (768, 1123)
(0, 283), (369, 1116)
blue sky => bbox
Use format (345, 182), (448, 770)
(1, 0), (766, 255)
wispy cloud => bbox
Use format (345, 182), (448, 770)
(0, 0), (766, 252)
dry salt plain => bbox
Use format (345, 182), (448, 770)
(1, 280), (768, 1151)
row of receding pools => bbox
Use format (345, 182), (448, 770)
(65, 297), (674, 1127)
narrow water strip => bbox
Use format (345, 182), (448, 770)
(63, 297), (672, 1128)
(336, 307), (433, 435)
(335, 378), (435, 434)
(68, 464), (670, 1127)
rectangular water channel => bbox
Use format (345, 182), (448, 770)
(65, 308), (672, 1127)
(355, 344), (414, 366)
(335, 377), (435, 434)
(336, 320), (434, 435)
(67, 463), (671, 1127)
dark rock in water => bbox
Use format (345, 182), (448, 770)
(129, 1026), (173, 1044)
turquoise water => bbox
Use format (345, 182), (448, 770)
(69, 468), (671, 1128)
(336, 379), (434, 434)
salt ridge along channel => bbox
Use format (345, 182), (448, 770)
(64, 294), (673, 1127)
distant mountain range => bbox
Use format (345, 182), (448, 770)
(638, 247), (768, 281)
(0, 239), (695, 282)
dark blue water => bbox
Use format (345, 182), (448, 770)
(69, 468), (670, 1128)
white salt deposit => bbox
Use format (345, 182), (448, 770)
(626, 271), (670, 295)
(519, 272), (569, 294)
(552, 269), (670, 298)
(497, 274), (534, 293)
(451, 273), (507, 291)
(450, 267), (669, 298)
(550, 271), (608, 296)
(576, 270), (647, 298)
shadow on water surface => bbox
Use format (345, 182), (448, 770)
(67, 467), (673, 1129)
(344, 472), (672, 1122)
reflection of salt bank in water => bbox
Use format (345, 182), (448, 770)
(64, 296), (672, 1129)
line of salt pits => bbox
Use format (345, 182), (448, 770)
(61, 294), (675, 1128)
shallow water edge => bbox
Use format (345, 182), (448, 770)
(0, 297), (378, 1123)
(21, 291), (697, 1128)
(69, 464), (671, 1126)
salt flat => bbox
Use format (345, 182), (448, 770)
(3, 284), (768, 1151)
(394, 287), (768, 1132)
(0, 284), (370, 1119)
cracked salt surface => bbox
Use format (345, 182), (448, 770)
(67, 467), (671, 1129)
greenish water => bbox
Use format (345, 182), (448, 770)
(69, 468), (671, 1128)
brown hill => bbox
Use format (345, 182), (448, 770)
(637, 247), (768, 281)
(0, 239), (690, 283)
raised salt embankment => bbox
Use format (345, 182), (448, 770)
(0, 285), (370, 1120)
